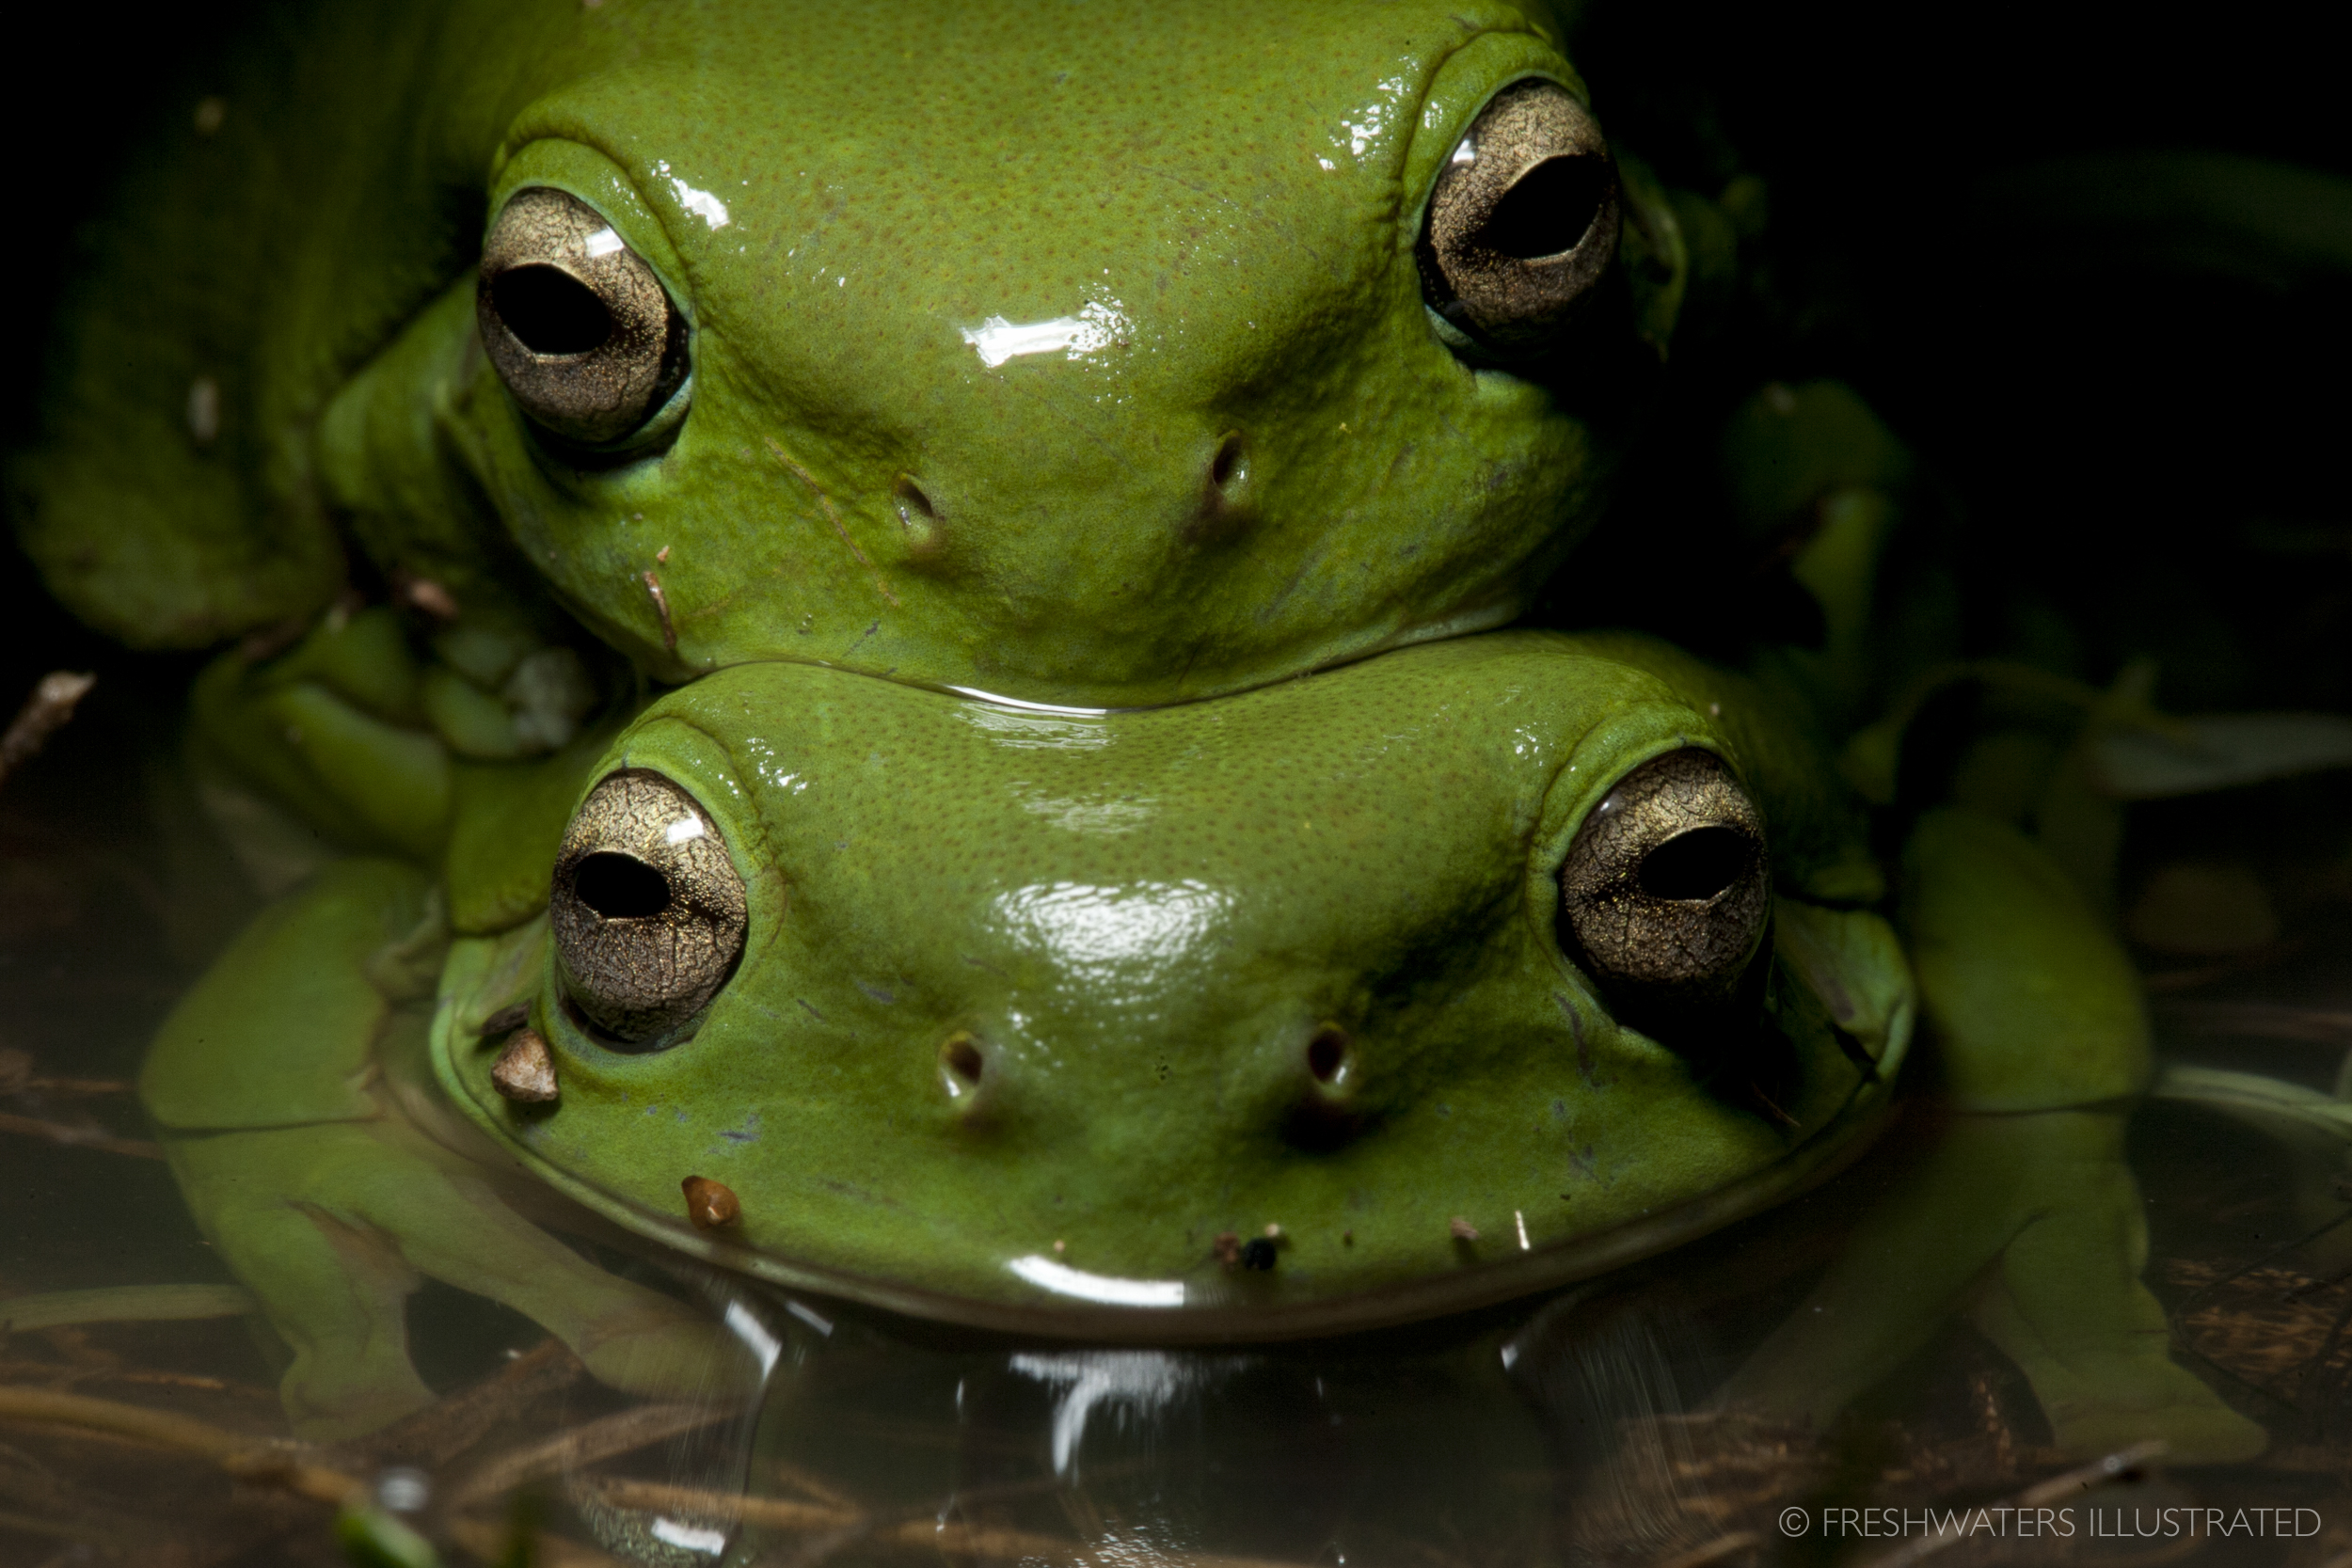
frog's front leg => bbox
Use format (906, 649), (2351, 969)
(1724, 810), (2266, 1462)
(146, 858), (741, 1441)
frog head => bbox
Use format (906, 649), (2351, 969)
(411, 0), (1685, 706)
(436, 633), (1911, 1336)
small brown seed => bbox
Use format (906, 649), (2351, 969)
(682, 1176), (740, 1229)
(490, 1028), (560, 1103)
(402, 576), (461, 621)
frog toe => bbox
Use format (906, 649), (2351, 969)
(1969, 1150), (2272, 1465)
(2043, 1386), (2270, 1465)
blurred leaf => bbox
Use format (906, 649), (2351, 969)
(338, 1507), (439, 1568)
(2094, 712), (2352, 799)
(2153, 1066), (2352, 1140)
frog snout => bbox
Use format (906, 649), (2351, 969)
(905, 420), (1263, 574)
(1188, 430), (1253, 544)
(927, 1012), (1373, 1153)
(936, 1030), (986, 1101)
(1283, 1023), (1368, 1150)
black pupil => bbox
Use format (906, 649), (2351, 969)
(491, 265), (613, 355)
(1638, 828), (1751, 902)
(574, 852), (671, 919)
(1474, 153), (1609, 260)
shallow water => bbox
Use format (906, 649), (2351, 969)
(4, 669), (2350, 1568)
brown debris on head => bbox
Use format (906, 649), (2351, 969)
(642, 569), (677, 653)
(0, 671), (97, 792)
(682, 1175), (740, 1229)
(489, 1028), (560, 1103)
(396, 574), (460, 622)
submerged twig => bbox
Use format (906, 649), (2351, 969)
(0, 1049), (132, 1099)
(0, 672), (96, 792)
(583, 1475), (1321, 1567)
(0, 1110), (163, 1161)
(0, 1283), (256, 1335)
(0, 1384), (362, 1508)
(0, 1110), (164, 1161)
(1860, 1441), (2167, 1567)
(342, 1338), (584, 1469)
(453, 1401), (741, 1508)
(0, 1362), (271, 1399)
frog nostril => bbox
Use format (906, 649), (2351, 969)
(940, 1032), (984, 1096)
(894, 474), (939, 523)
(1209, 432), (1246, 494)
(1190, 433), (1254, 545)
(893, 473), (946, 560)
(1306, 1024), (1348, 1085)
(573, 851), (672, 919)
(1286, 1025), (1364, 1153)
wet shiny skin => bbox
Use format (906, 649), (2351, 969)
(20, 0), (1680, 708)
(13, 0), (2268, 1467)
(428, 634), (1907, 1334)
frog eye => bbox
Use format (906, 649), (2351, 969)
(1417, 79), (1620, 355)
(477, 188), (689, 447)
(551, 769), (747, 1044)
(1558, 750), (1770, 1029)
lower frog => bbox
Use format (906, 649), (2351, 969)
(113, 620), (2263, 1470)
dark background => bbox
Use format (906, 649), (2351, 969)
(1570, 0), (2352, 718)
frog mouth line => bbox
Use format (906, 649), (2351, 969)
(443, 1012), (1900, 1343)
(784, 1091), (1890, 1342)
(896, 601), (1526, 715)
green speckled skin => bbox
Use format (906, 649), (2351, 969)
(15, 2), (2265, 1465)
(19, 0), (1679, 706)
(434, 633), (1907, 1335)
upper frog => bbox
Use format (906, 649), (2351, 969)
(15, 0), (1686, 709)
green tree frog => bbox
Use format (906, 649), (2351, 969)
(8, 0), (2265, 1473)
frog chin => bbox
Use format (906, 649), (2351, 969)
(587, 1101), (1895, 1346)
(430, 998), (1903, 1343)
